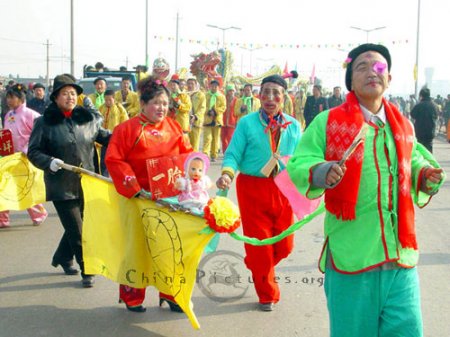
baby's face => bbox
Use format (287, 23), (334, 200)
(188, 159), (204, 180)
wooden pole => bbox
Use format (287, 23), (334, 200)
(60, 163), (112, 183)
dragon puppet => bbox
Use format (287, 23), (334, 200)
(190, 49), (233, 89)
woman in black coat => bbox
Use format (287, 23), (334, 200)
(28, 74), (111, 288)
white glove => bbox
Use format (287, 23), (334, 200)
(50, 158), (64, 172)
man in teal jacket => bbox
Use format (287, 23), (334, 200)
(216, 75), (301, 311)
(287, 44), (444, 337)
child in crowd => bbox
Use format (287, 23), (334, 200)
(0, 84), (48, 228)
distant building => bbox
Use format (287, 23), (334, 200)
(429, 80), (450, 97)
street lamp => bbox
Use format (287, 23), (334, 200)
(145, 0), (149, 67)
(240, 46), (263, 75)
(256, 57), (274, 74)
(70, 0), (74, 76)
(206, 24), (241, 49)
(350, 26), (386, 43)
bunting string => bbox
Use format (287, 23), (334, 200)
(153, 35), (410, 49)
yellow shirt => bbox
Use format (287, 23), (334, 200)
(284, 94), (294, 117)
(99, 103), (129, 131)
(173, 92), (192, 132)
(114, 90), (140, 117)
(190, 91), (206, 127)
(204, 92), (226, 126)
(234, 96), (261, 121)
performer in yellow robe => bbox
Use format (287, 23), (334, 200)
(203, 80), (226, 161)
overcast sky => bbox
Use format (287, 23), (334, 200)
(0, 0), (449, 95)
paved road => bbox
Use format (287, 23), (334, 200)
(1, 136), (449, 337)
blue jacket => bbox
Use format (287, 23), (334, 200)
(222, 111), (301, 177)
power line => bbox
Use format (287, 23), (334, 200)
(0, 36), (44, 45)
(0, 60), (45, 65)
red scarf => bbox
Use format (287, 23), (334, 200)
(62, 110), (72, 118)
(325, 92), (417, 249)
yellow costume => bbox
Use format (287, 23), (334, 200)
(188, 90), (206, 151)
(99, 102), (129, 131)
(173, 92), (192, 133)
(203, 91), (226, 160)
(234, 96), (261, 121)
(114, 90), (140, 117)
(283, 94), (294, 117)
(294, 93), (306, 129)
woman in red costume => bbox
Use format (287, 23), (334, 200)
(105, 76), (192, 313)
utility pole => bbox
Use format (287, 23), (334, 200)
(175, 12), (180, 72)
(145, 0), (149, 67)
(125, 56), (129, 69)
(70, 0), (75, 76)
(44, 39), (51, 87)
(414, 0), (421, 98)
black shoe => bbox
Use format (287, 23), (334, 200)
(126, 304), (147, 313)
(51, 260), (79, 275)
(159, 298), (183, 313)
(81, 275), (95, 288)
(118, 299), (147, 313)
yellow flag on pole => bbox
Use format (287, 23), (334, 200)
(0, 152), (46, 211)
(81, 174), (214, 329)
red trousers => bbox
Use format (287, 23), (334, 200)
(236, 173), (294, 304)
(221, 126), (235, 154)
(119, 285), (177, 307)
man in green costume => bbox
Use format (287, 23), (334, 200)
(287, 43), (445, 337)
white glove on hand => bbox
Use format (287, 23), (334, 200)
(50, 158), (64, 172)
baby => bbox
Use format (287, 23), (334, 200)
(175, 152), (212, 212)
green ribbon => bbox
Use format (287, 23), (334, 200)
(94, 92), (105, 109)
(242, 96), (252, 113)
(208, 91), (219, 110)
(199, 202), (326, 246)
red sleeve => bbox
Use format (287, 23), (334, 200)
(179, 133), (193, 154)
(167, 118), (193, 155)
(105, 120), (141, 198)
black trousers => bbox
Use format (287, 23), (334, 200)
(52, 198), (85, 273)
(417, 137), (433, 153)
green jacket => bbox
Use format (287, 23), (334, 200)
(287, 109), (444, 273)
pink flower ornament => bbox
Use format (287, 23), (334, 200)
(342, 57), (352, 69)
(373, 61), (387, 74)
(155, 79), (167, 87)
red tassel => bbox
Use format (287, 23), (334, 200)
(325, 200), (356, 221)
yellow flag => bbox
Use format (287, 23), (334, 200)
(81, 174), (214, 329)
(413, 64), (418, 81)
(0, 152), (46, 211)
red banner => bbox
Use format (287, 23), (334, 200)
(146, 153), (189, 200)
(0, 130), (14, 156)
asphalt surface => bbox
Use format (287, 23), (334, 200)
(1, 135), (449, 337)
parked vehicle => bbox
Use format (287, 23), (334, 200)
(77, 77), (123, 95)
